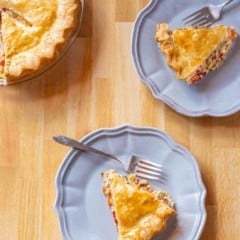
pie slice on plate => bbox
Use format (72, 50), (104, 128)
(0, 0), (81, 84)
(155, 23), (238, 84)
(102, 170), (175, 240)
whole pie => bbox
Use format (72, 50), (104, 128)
(155, 23), (238, 84)
(102, 170), (175, 240)
(0, 0), (81, 84)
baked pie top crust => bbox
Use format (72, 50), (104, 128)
(0, 0), (80, 82)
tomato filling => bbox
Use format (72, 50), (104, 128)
(188, 40), (233, 84)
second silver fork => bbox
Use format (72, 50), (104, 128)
(53, 135), (164, 181)
(182, 0), (235, 27)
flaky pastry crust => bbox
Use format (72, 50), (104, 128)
(0, 0), (81, 82)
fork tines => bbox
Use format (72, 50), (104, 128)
(135, 159), (164, 180)
(136, 169), (162, 181)
(182, 8), (213, 27)
(138, 161), (162, 173)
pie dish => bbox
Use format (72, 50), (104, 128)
(155, 23), (238, 84)
(55, 125), (206, 240)
(102, 169), (175, 240)
(0, 0), (82, 85)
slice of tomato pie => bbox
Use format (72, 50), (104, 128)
(102, 170), (175, 240)
(155, 23), (238, 84)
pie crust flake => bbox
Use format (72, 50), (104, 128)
(0, 0), (81, 83)
(155, 23), (238, 84)
(102, 170), (175, 240)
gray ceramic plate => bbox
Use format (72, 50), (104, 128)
(55, 125), (206, 240)
(132, 0), (240, 116)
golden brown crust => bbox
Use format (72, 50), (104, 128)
(155, 23), (238, 84)
(0, 0), (81, 82)
(102, 170), (175, 240)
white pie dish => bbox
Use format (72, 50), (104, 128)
(0, 0), (84, 86)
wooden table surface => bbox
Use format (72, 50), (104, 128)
(0, 1), (239, 239)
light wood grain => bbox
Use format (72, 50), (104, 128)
(0, 0), (239, 239)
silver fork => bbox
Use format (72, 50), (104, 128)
(182, 0), (235, 27)
(53, 135), (164, 181)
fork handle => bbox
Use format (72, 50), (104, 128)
(53, 135), (121, 162)
(223, 0), (235, 6)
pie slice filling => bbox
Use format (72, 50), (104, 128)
(102, 170), (175, 240)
